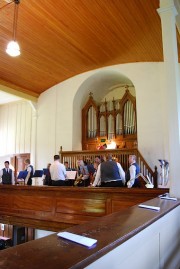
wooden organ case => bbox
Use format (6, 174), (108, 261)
(82, 88), (137, 150)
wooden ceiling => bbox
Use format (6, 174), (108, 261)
(0, 0), (178, 98)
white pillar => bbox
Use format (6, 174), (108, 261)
(158, 0), (180, 198)
(29, 101), (37, 169)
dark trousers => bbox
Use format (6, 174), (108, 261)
(2, 180), (11, 184)
(27, 178), (32, 186)
(100, 180), (124, 187)
(52, 180), (68, 186)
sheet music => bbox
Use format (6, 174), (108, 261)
(66, 171), (77, 180)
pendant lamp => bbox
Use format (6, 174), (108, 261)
(6, 0), (20, 57)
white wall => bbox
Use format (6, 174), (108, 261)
(85, 205), (180, 269)
(35, 229), (55, 239)
(36, 63), (164, 171)
(0, 100), (34, 168)
(0, 100), (33, 156)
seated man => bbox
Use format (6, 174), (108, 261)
(74, 160), (89, 186)
(64, 161), (71, 171)
(43, 163), (52, 186)
(50, 155), (67, 186)
(92, 154), (125, 187)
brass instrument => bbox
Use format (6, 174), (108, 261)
(74, 174), (83, 186)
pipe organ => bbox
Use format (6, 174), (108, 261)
(82, 89), (137, 150)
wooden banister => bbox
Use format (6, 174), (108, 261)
(59, 147), (158, 187)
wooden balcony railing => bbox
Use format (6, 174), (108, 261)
(59, 147), (158, 188)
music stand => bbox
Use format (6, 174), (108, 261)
(17, 171), (28, 185)
(32, 170), (44, 186)
(32, 170), (43, 177)
(17, 171), (28, 180)
(66, 171), (77, 186)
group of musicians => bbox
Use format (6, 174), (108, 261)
(47, 154), (140, 188)
(0, 154), (140, 188)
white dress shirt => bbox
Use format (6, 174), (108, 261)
(50, 160), (67, 181)
(25, 164), (33, 184)
(127, 163), (136, 188)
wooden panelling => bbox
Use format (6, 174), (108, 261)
(56, 198), (106, 216)
(0, 0), (176, 96)
(0, 223), (13, 238)
(0, 101), (32, 157)
(0, 195), (12, 208)
(13, 195), (53, 212)
(0, 185), (168, 231)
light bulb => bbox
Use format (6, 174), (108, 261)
(6, 41), (20, 57)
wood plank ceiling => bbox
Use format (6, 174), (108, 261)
(0, 0), (179, 98)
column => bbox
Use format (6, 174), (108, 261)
(29, 101), (37, 169)
(157, 0), (180, 198)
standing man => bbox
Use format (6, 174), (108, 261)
(125, 155), (140, 188)
(0, 161), (15, 185)
(24, 159), (34, 186)
(92, 154), (125, 187)
(50, 155), (67, 186)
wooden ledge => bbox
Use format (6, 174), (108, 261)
(0, 197), (179, 269)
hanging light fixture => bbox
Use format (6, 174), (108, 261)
(6, 0), (20, 57)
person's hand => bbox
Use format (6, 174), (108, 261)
(127, 180), (132, 188)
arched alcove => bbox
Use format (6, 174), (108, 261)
(72, 69), (136, 150)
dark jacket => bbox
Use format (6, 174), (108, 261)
(2, 168), (13, 184)
(126, 163), (140, 187)
(101, 161), (121, 182)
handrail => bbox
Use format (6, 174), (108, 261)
(59, 147), (158, 188)
(136, 150), (158, 187)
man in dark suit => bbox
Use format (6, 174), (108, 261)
(92, 154), (125, 187)
(0, 161), (14, 185)
(24, 159), (34, 185)
(125, 155), (140, 188)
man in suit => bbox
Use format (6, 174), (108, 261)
(125, 155), (140, 188)
(92, 154), (125, 187)
(24, 159), (34, 186)
(50, 155), (67, 186)
(0, 161), (15, 185)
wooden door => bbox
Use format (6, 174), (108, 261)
(10, 153), (30, 183)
